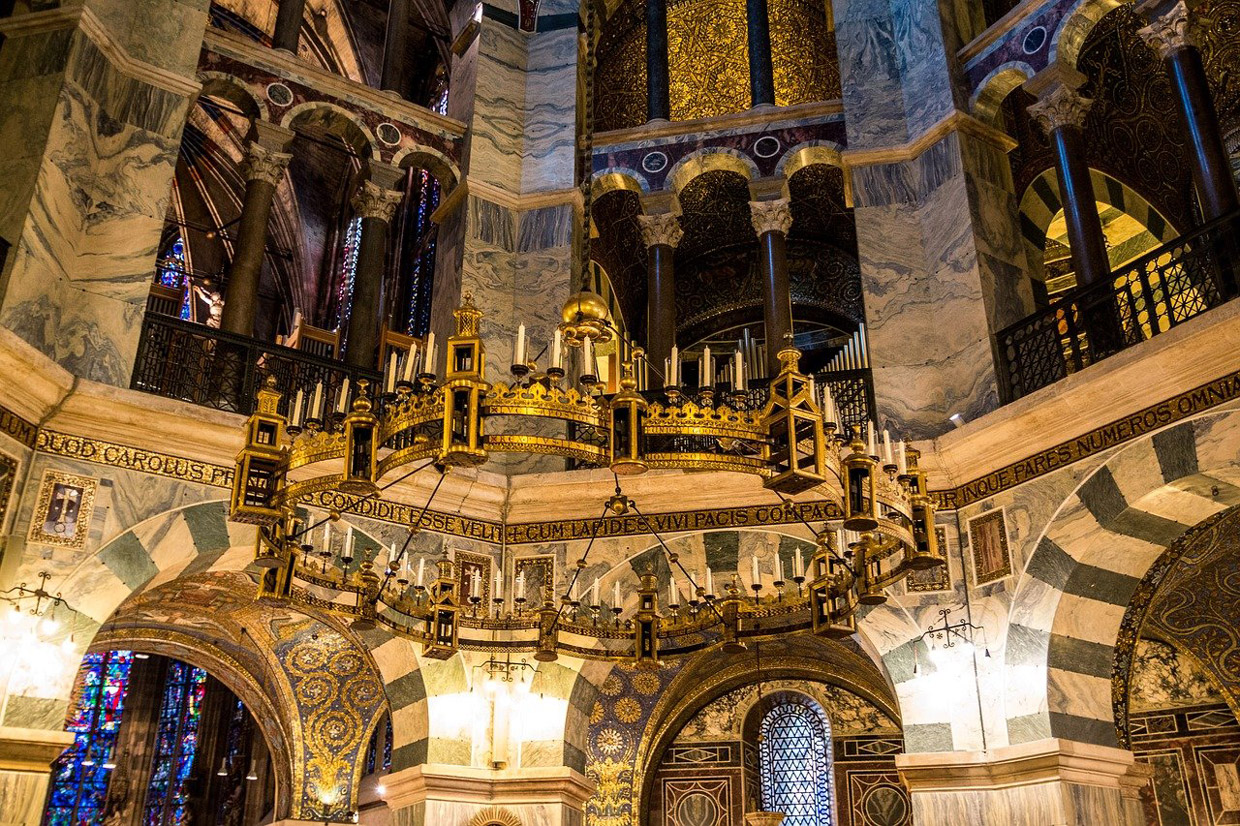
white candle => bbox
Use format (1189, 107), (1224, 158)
(592, 577), (600, 605)
(386, 351), (398, 393)
(417, 557), (425, 587)
(345, 526), (354, 557)
(515, 323), (526, 365)
(669, 573), (678, 604)
(776, 555), (784, 583)
(516, 571), (525, 600)
(336, 378), (350, 414)
(402, 344), (417, 382)
(569, 579), (578, 603)
(751, 554), (760, 586)
(472, 569), (481, 597)
(322, 523), (331, 551)
(837, 528), (847, 552)
(701, 346), (712, 388)
(670, 345), (679, 386)
(808, 375), (817, 405)
(867, 421), (877, 457)
(794, 549), (804, 579)
(494, 569), (503, 600)
(823, 385), (835, 422)
(291, 389), (304, 426)
(582, 337), (594, 375)
(706, 566), (714, 595)
(613, 580), (621, 607)
(552, 329), (563, 369)
(882, 429), (893, 465)
(734, 350), (745, 391)
(312, 381), (324, 420)
(858, 324), (868, 366)
(424, 332), (436, 375)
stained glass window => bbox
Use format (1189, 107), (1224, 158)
(405, 171), (440, 336)
(156, 237), (193, 320)
(43, 650), (135, 826)
(758, 698), (834, 826)
(143, 661), (207, 826)
(335, 216), (363, 333)
(216, 698), (251, 824)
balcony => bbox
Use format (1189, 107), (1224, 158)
(998, 212), (1240, 402)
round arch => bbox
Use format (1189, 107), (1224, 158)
(392, 144), (461, 193)
(1002, 406), (1240, 748)
(197, 71), (266, 121)
(667, 149), (759, 196)
(969, 63), (1035, 128)
(280, 101), (378, 160)
(1049, 0), (1128, 73)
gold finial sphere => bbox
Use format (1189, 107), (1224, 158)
(561, 291), (610, 326)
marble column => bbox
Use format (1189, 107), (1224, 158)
(345, 172), (405, 370)
(1137, 1), (1239, 223)
(219, 132), (294, 338)
(272, 0), (308, 53)
(746, 0), (775, 107)
(637, 212), (682, 373)
(897, 739), (1152, 826)
(1025, 69), (1109, 290)
(0, 0), (210, 386)
(646, 0), (671, 121)
(0, 727), (75, 826)
(749, 199), (793, 376)
(382, 0), (412, 95)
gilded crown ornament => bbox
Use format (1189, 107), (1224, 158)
(229, 297), (942, 665)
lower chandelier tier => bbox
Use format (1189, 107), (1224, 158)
(228, 294), (943, 663)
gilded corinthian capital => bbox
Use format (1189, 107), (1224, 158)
(1137, 1), (1196, 58)
(351, 180), (405, 223)
(240, 142), (293, 187)
(637, 213), (684, 249)
(1026, 81), (1093, 135)
(749, 198), (793, 237)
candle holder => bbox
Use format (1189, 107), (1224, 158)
(611, 605), (623, 626)
(510, 362), (531, 381)
(751, 582), (763, 603)
(545, 365), (565, 384)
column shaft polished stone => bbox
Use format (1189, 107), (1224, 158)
(345, 179), (405, 369)
(646, 0), (671, 121)
(219, 141), (293, 337)
(746, 0), (775, 107)
(1137, 1), (1240, 221)
(382, 0), (412, 94)
(750, 199), (793, 376)
(638, 213), (683, 371)
(272, 0), (307, 53)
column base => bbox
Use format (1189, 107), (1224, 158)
(382, 763), (594, 826)
(896, 738), (1151, 826)
(0, 726), (75, 826)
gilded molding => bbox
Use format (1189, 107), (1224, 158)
(36, 430), (235, 488)
(351, 180), (405, 223)
(0, 405), (37, 449)
(241, 141), (293, 187)
(749, 198), (793, 237)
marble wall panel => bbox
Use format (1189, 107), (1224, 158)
(523, 28), (577, 194)
(469, 21), (529, 194)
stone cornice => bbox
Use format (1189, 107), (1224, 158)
(594, 100), (845, 150)
(0, 6), (202, 98)
(433, 178), (582, 221)
(896, 738), (1137, 792)
(842, 109), (1018, 168)
(383, 764), (595, 809)
(0, 726), (76, 772)
(203, 29), (466, 142)
(958, 0), (1050, 67)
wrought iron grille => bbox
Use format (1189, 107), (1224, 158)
(998, 212), (1239, 402)
(131, 313), (381, 417)
(759, 699), (834, 826)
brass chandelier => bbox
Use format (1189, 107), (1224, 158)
(229, 294), (943, 663)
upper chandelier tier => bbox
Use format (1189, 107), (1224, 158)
(228, 293), (942, 663)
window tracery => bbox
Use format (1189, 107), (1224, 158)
(143, 661), (208, 826)
(758, 698), (834, 826)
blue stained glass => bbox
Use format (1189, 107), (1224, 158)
(336, 217), (363, 333)
(406, 171), (440, 336)
(758, 699), (834, 826)
(143, 661), (207, 826)
(156, 237), (193, 320)
(42, 650), (134, 826)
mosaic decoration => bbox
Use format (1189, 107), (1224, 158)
(666, 0), (750, 121)
(967, 508), (1011, 585)
(769, 0), (840, 106)
(455, 549), (494, 604)
(44, 651), (134, 826)
(595, 1), (648, 131)
(28, 469), (97, 550)
(514, 554), (556, 603)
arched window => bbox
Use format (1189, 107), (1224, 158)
(143, 661), (208, 826)
(43, 650), (135, 825)
(335, 216), (363, 332)
(156, 235), (193, 320)
(758, 698), (834, 826)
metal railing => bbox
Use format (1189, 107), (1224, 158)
(997, 213), (1240, 402)
(131, 313), (380, 417)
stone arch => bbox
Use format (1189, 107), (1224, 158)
(591, 169), (650, 198)
(44, 500), (431, 779)
(1002, 406), (1240, 748)
(1049, 0), (1129, 72)
(196, 71), (266, 121)
(666, 149), (759, 196)
(969, 63), (1036, 127)
(281, 101), (378, 160)
(775, 140), (844, 180)
(88, 571), (389, 821)
(392, 144), (461, 193)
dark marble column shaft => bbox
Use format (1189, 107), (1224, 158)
(746, 0), (775, 107)
(750, 199), (793, 375)
(381, 0), (412, 94)
(645, 0), (671, 121)
(1137, 3), (1240, 221)
(345, 180), (405, 369)
(638, 213), (683, 370)
(220, 142), (292, 337)
(272, 0), (307, 52)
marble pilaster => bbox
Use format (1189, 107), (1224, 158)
(0, 726), (75, 826)
(0, 4), (206, 386)
(384, 764), (593, 826)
